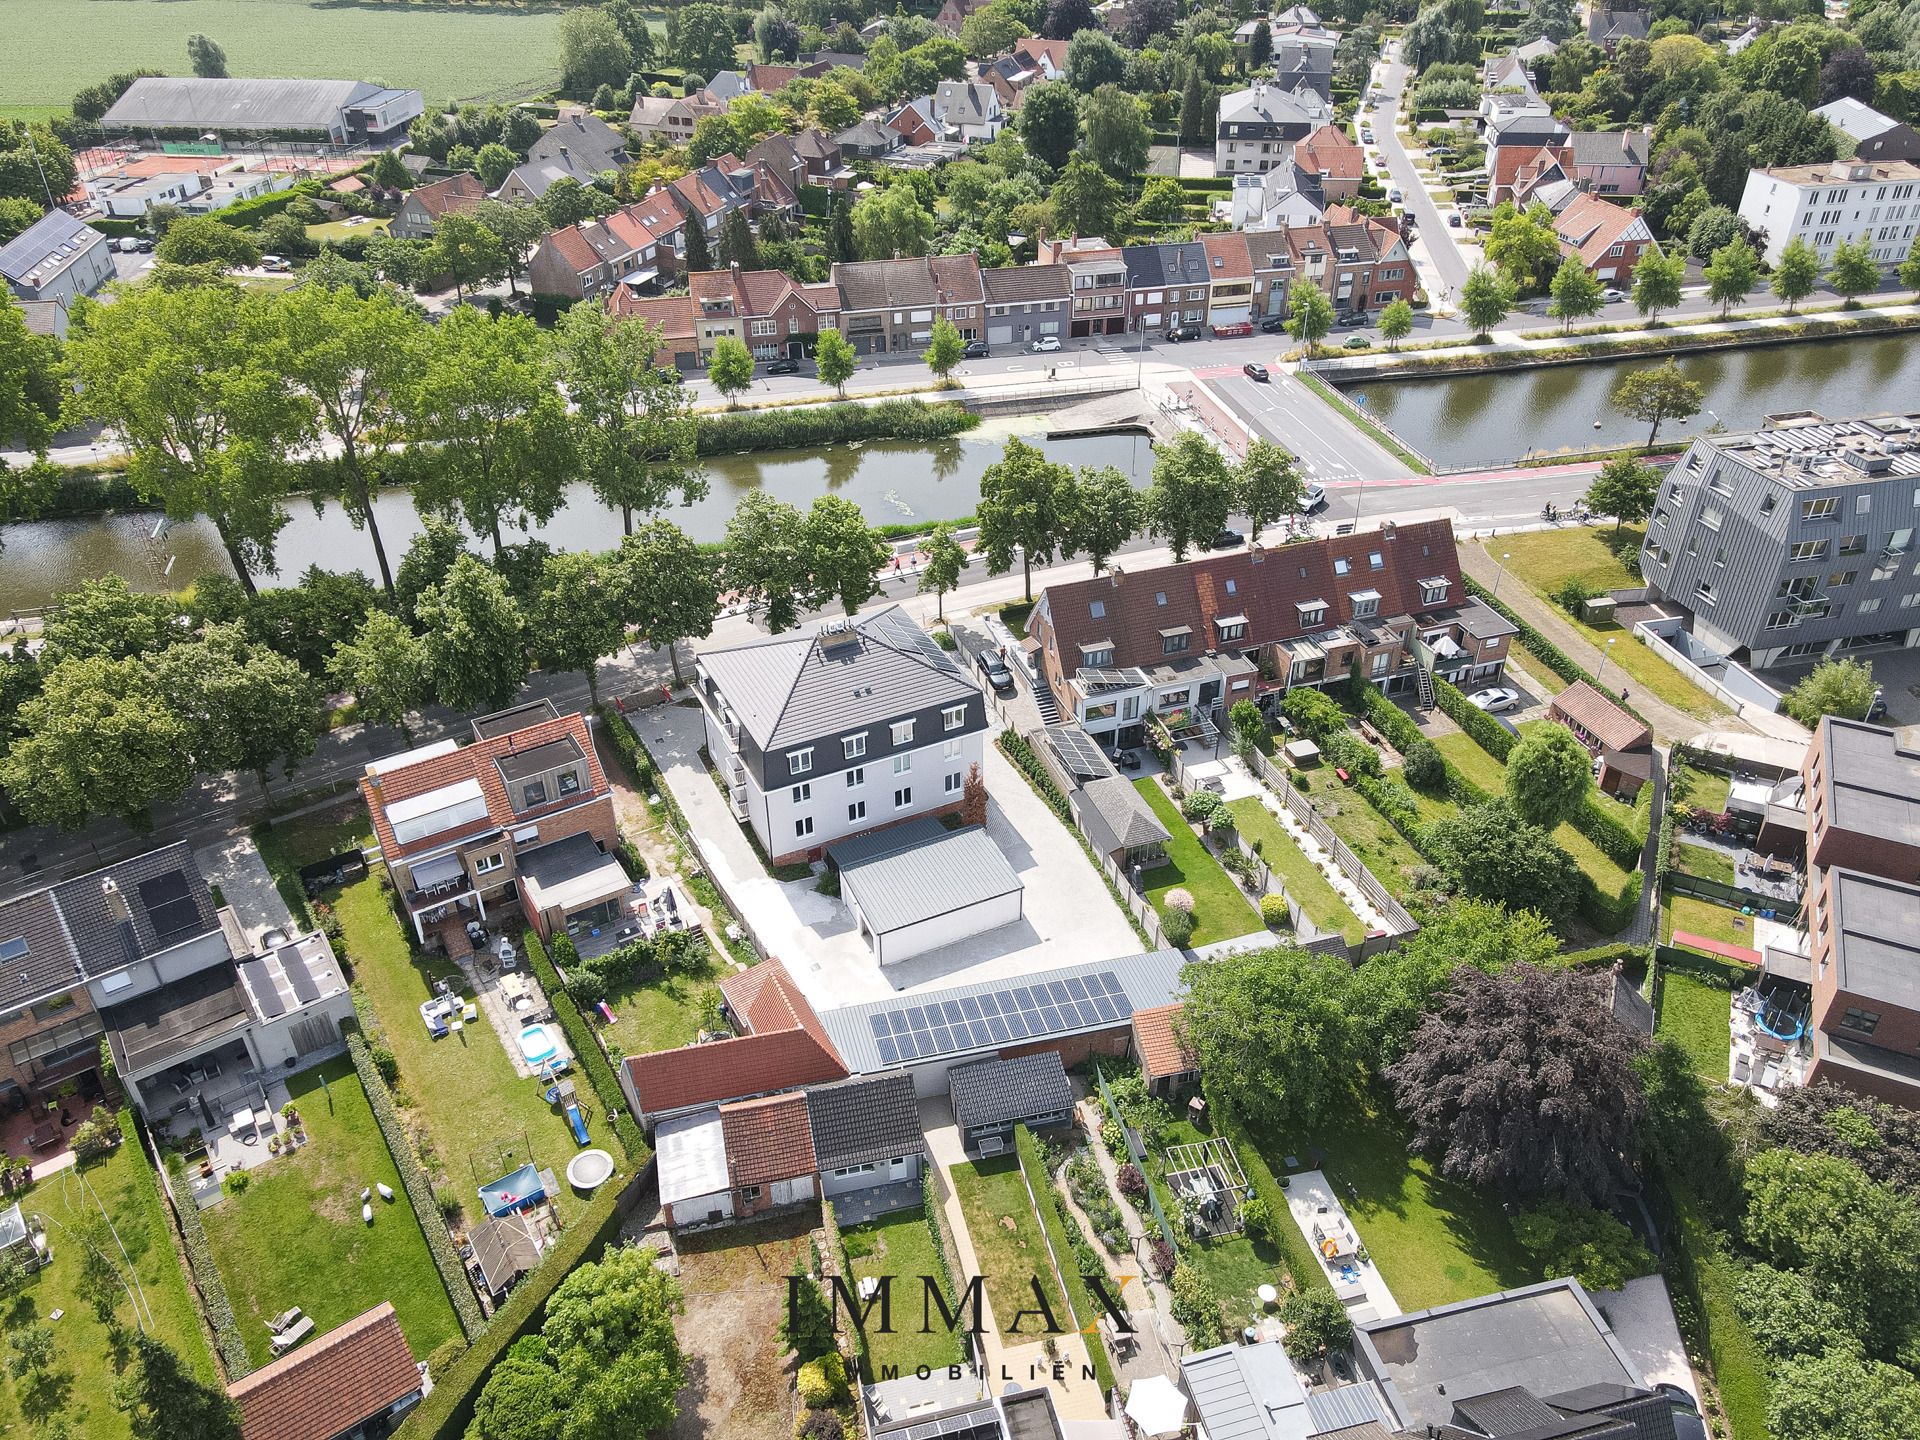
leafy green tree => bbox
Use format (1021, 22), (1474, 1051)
(676, 2), (739, 78)
(1735, 1264), (1863, 1362)
(1900, 234), (1920, 293)
(115, 1331), (241, 1440)
(155, 624), (324, 793)
(1583, 454), (1660, 532)
(1018, 80), (1079, 171)
(1504, 720), (1593, 828)
(1782, 656), (1878, 726)
(1828, 235), (1881, 302)
(8, 1321), (69, 1423)
(1146, 430), (1233, 562)
(539, 176), (605, 230)
(1228, 697), (1264, 760)
(1067, 29), (1127, 91)
(0, 196), (43, 244)
(1630, 248), (1685, 323)
(329, 609), (429, 742)
(1704, 236), (1758, 317)
(1235, 439), (1302, 541)
(1485, 201), (1564, 293)
(473, 199), (547, 297)
(1180, 945), (1363, 1135)
(827, 191), (857, 265)
(1288, 284), (1335, 355)
(852, 182), (935, 260)
(1548, 254), (1603, 331)
(1043, 0), (1096, 39)
(154, 215), (260, 270)
(1377, 297), (1414, 350)
(1050, 154), (1124, 240)
(0, 655), (192, 828)
(779, 1270), (837, 1362)
(406, 307), (573, 552)
(1460, 263), (1517, 335)
(393, 518), (469, 629)
(40, 576), (183, 664)
(69, 284), (305, 591)
(613, 520), (715, 683)
(706, 336), (756, 407)
(718, 206), (760, 270)
(1427, 799), (1583, 923)
(429, 211), (505, 299)
(806, 494), (889, 616)
(1280, 685), (1345, 740)
(559, 5), (634, 97)
(1278, 1289), (1351, 1361)
(918, 523), (969, 621)
(722, 491), (812, 632)
(1684, 204), (1740, 261)
(531, 551), (626, 702)
(1513, 1202), (1656, 1290)
(474, 142), (517, 190)
(471, 1337), (568, 1440)
(415, 554), (529, 712)
(1610, 359), (1703, 446)
(1387, 962), (1645, 1205)
(1178, 65), (1207, 147)
(1069, 463), (1143, 574)
(186, 34), (228, 77)
(370, 149), (412, 191)
(977, 437), (1075, 600)
(1771, 235), (1821, 312)
(813, 328), (857, 398)
(924, 317), (964, 384)
(554, 303), (701, 535)
(1080, 84), (1150, 180)
(1768, 1350), (1920, 1440)
(540, 1244), (686, 1438)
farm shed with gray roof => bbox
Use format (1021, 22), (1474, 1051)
(100, 76), (421, 143)
(947, 1050), (1072, 1153)
(828, 818), (1023, 965)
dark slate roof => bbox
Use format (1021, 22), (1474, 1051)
(52, 842), (220, 976)
(697, 605), (980, 751)
(981, 264), (1069, 304)
(948, 1051), (1072, 1134)
(1454, 1389), (1568, 1435)
(494, 734), (584, 783)
(0, 892), (79, 1014)
(805, 1072), (923, 1169)
(1079, 777), (1171, 855)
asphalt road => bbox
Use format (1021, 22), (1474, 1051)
(1369, 45), (1473, 306)
(1208, 368), (1409, 481)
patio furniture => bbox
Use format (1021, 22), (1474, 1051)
(270, 1316), (315, 1354)
(229, 1107), (255, 1137)
(1258, 1283), (1279, 1307)
(28, 1121), (58, 1151)
(267, 1307), (303, 1336)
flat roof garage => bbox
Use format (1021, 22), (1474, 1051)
(829, 818), (1023, 965)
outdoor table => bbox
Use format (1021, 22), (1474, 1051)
(229, 1107), (254, 1135)
(1257, 1284), (1279, 1307)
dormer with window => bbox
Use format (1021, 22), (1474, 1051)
(1297, 599), (1328, 629)
(1418, 576), (1450, 607)
(1080, 641), (1115, 668)
(1160, 626), (1192, 655)
(1215, 615), (1248, 643)
(891, 719), (914, 745)
(1349, 589), (1381, 619)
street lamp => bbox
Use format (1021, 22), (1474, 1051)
(1596, 636), (1618, 687)
(1493, 552), (1511, 599)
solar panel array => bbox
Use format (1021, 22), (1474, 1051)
(867, 971), (1130, 1065)
(137, 870), (204, 946)
(1046, 725), (1113, 780)
(889, 1405), (1002, 1440)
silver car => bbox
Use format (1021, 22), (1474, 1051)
(1467, 686), (1521, 713)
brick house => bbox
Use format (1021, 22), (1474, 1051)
(1282, 210), (1417, 315)
(527, 205), (672, 302)
(1547, 680), (1653, 798)
(1038, 235), (1129, 337)
(830, 254), (985, 354)
(1120, 240), (1212, 335)
(389, 172), (487, 240)
(1201, 231), (1259, 328)
(1569, 127), (1652, 196)
(605, 291), (700, 369)
(229, 1303), (426, 1440)
(690, 264), (842, 359)
(1294, 123), (1366, 200)
(1549, 191), (1658, 283)
(629, 90), (726, 147)
(357, 702), (625, 955)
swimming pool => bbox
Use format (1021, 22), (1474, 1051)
(518, 1023), (560, 1067)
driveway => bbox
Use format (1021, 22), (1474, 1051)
(629, 702), (1141, 1014)
(1368, 46), (1473, 305)
(193, 835), (295, 948)
(1593, 1274), (1699, 1403)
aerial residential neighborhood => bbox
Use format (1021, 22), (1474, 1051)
(5, 1), (1920, 1439)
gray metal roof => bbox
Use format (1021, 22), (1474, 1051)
(699, 605), (979, 752)
(821, 949), (1186, 1075)
(832, 821), (1021, 935)
(100, 76), (404, 132)
(947, 1051), (1071, 1134)
(805, 1072), (922, 1169)
(1304, 1387), (1391, 1434)
(0, 210), (105, 286)
(1828, 868), (1920, 1008)
(1180, 1339), (1313, 1440)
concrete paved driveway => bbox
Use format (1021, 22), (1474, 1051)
(1369, 46), (1473, 305)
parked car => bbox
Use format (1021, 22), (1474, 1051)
(1243, 361), (1270, 382)
(1447, 212), (1463, 227)
(1029, 335), (1061, 352)
(1467, 686), (1521, 713)
(977, 648), (1016, 695)
(1213, 321), (1254, 338)
(1297, 482), (1328, 512)
(1602, 287), (1626, 302)
(655, 366), (684, 385)
(1387, 187), (1403, 203)
(963, 339), (990, 358)
(1205, 528), (1245, 550)
(1260, 312), (1288, 333)
(763, 357), (800, 374)
(1167, 325), (1202, 342)
(1343, 335), (1370, 348)
(1334, 312), (1368, 328)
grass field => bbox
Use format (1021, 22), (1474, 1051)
(947, 1157), (1067, 1338)
(0, 0), (569, 111)
(307, 216), (389, 244)
(1226, 796), (1363, 943)
(1655, 957), (1746, 1079)
(1480, 529), (1727, 719)
(201, 1058), (462, 1367)
(1133, 778), (1263, 946)
(1672, 839), (1737, 886)
(839, 1201), (965, 1376)
(0, 1122), (215, 1440)
(1313, 782), (1432, 898)
(1663, 893), (1761, 951)
(598, 950), (727, 1063)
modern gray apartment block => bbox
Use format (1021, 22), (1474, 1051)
(1640, 412), (1920, 670)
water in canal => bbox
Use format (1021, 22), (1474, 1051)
(0, 418), (1155, 611)
(1341, 331), (1920, 471)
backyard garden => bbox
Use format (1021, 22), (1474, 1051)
(838, 1199), (966, 1377)
(1131, 778), (1263, 946)
(1224, 797), (1366, 945)
(947, 1156), (1069, 1338)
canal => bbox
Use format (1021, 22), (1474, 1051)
(0, 419), (1155, 611)
(1340, 331), (1920, 471)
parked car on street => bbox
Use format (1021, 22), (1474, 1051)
(1213, 321), (1254, 338)
(1205, 528), (1245, 550)
(1029, 335), (1061, 352)
(1243, 361), (1270, 382)
(763, 357), (800, 374)
(1260, 313), (1287, 333)
(963, 339), (990, 358)
(1602, 287), (1626, 302)
(1343, 335), (1370, 348)
(1467, 686), (1521, 713)
(1167, 325), (1202, 342)
(977, 648), (1016, 695)
(1447, 212), (1463, 227)
(1297, 481), (1328, 512)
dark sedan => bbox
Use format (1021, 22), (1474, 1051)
(963, 339), (990, 358)
(763, 357), (801, 374)
(1243, 361), (1270, 382)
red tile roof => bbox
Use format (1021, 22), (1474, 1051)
(623, 959), (847, 1117)
(1297, 123), (1365, 183)
(607, 291), (698, 343)
(229, 1303), (419, 1440)
(1550, 680), (1651, 754)
(358, 712), (608, 863)
(721, 1091), (818, 1185)
(1015, 36), (1070, 72)
(670, 171), (728, 219)
(1201, 230), (1253, 281)
(1552, 191), (1653, 269)
(1131, 1003), (1197, 1080)
(406, 172), (488, 219)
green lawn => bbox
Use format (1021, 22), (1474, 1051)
(254, 803), (373, 925)
(1226, 797), (1364, 943)
(333, 876), (581, 1225)
(840, 1200), (965, 1375)
(948, 1157), (1067, 1338)
(1435, 731), (1637, 896)
(1433, 731), (1506, 794)
(1, 1121), (216, 1440)
(1670, 764), (1733, 813)
(306, 216), (390, 244)
(1673, 840), (1737, 886)
(1315, 785), (1432, 898)
(597, 950), (729, 1063)
(1663, 894), (1761, 951)
(201, 1058), (461, 1367)
(1478, 532), (1727, 720)
(1134, 779), (1263, 945)
(1656, 958), (1746, 1079)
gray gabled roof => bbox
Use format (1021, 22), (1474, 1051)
(947, 1050), (1071, 1133)
(698, 605), (979, 752)
(1079, 776), (1172, 854)
(1813, 96), (1901, 144)
(831, 820), (1022, 934)
(805, 1072), (923, 1169)
(100, 76), (404, 132)
(0, 210), (105, 285)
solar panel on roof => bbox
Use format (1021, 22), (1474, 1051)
(137, 870), (203, 945)
(876, 1036), (899, 1064)
(243, 960), (286, 1018)
(959, 995), (982, 1019)
(284, 945), (321, 1004)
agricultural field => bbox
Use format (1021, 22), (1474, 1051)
(0, 0), (570, 113)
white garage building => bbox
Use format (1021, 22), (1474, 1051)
(829, 818), (1024, 965)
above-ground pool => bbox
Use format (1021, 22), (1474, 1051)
(518, 1023), (560, 1067)
(567, 1149), (615, 1191)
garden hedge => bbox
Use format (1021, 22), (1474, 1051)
(157, 1124), (253, 1378)
(344, 1023), (486, 1339)
(594, 703), (653, 785)
(693, 399), (978, 456)
(522, 931), (648, 1165)
(1460, 576), (1654, 728)
(212, 177), (324, 230)
(1567, 796), (1644, 869)
(1578, 869), (1644, 935)
(1433, 676), (1517, 761)
(393, 1172), (636, 1440)
(1013, 1125), (1116, 1397)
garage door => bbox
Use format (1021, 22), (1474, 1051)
(989, 325), (1013, 344)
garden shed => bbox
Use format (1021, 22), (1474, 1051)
(947, 1051), (1074, 1154)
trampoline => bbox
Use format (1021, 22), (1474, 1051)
(1757, 992), (1807, 1042)
(478, 1162), (547, 1218)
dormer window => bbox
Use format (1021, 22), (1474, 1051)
(521, 780), (548, 808)
(1297, 600), (1328, 628)
(1216, 615), (1248, 641)
(789, 747), (814, 775)
(1419, 577), (1450, 605)
(1350, 589), (1381, 619)
(844, 733), (867, 758)
(1160, 626), (1192, 655)
(943, 705), (967, 731)
(891, 720), (914, 745)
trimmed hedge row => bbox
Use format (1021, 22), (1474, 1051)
(522, 931), (648, 1164)
(1434, 676), (1516, 761)
(163, 1127), (252, 1378)
(344, 1024), (486, 1339)
(693, 399), (979, 456)
(998, 731), (1072, 825)
(394, 1172), (635, 1440)
(1578, 869), (1644, 935)
(1013, 1125), (1116, 1397)
(594, 703), (654, 785)
(212, 177), (324, 230)
(1567, 796), (1644, 869)
(1461, 575), (1653, 729)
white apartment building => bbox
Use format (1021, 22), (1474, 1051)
(1214, 82), (1331, 176)
(1738, 158), (1920, 266)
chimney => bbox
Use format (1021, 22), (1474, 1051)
(103, 877), (131, 924)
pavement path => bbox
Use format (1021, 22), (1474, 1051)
(1283, 1168), (1400, 1321)
(1368, 46), (1473, 306)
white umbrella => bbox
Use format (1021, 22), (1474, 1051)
(1125, 1375), (1191, 1437)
